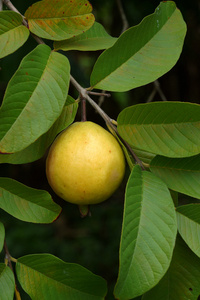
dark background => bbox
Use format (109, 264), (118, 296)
(0, 0), (200, 299)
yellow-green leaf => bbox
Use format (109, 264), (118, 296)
(0, 178), (61, 223)
(54, 22), (117, 51)
(24, 0), (95, 41)
(0, 11), (29, 58)
(0, 264), (15, 300)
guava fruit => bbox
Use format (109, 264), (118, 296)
(46, 121), (125, 205)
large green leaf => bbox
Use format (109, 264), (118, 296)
(117, 102), (200, 158)
(90, 1), (186, 92)
(0, 96), (78, 164)
(176, 204), (200, 258)
(16, 254), (107, 299)
(150, 155), (200, 199)
(114, 165), (177, 299)
(0, 44), (70, 154)
(0, 178), (61, 223)
(143, 235), (200, 300)
(24, 0), (95, 41)
(0, 264), (15, 300)
(54, 22), (117, 51)
(0, 11), (29, 58)
(0, 222), (5, 253)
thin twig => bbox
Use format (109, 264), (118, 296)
(88, 90), (111, 109)
(146, 87), (157, 103)
(98, 90), (107, 107)
(116, 0), (129, 34)
(154, 80), (167, 101)
(147, 80), (167, 103)
(4, 240), (21, 300)
(87, 91), (111, 98)
(0, 0), (3, 11)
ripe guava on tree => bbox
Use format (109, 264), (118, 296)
(46, 121), (126, 205)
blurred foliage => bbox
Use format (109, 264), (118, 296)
(0, 0), (200, 299)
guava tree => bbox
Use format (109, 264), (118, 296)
(0, 0), (200, 299)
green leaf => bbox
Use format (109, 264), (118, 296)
(0, 178), (61, 223)
(0, 11), (30, 58)
(16, 254), (107, 299)
(24, 0), (95, 41)
(0, 264), (15, 300)
(114, 165), (177, 299)
(0, 96), (78, 164)
(54, 22), (117, 51)
(150, 154), (200, 199)
(90, 1), (186, 92)
(0, 44), (70, 154)
(143, 235), (200, 300)
(176, 204), (200, 258)
(0, 222), (5, 253)
(117, 102), (200, 158)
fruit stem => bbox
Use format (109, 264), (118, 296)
(79, 205), (91, 217)
(70, 75), (113, 125)
(81, 97), (87, 122)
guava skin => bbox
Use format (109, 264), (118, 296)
(46, 121), (126, 205)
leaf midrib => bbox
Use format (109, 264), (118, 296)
(28, 14), (93, 21)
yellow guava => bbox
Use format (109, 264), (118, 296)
(46, 121), (126, 205)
